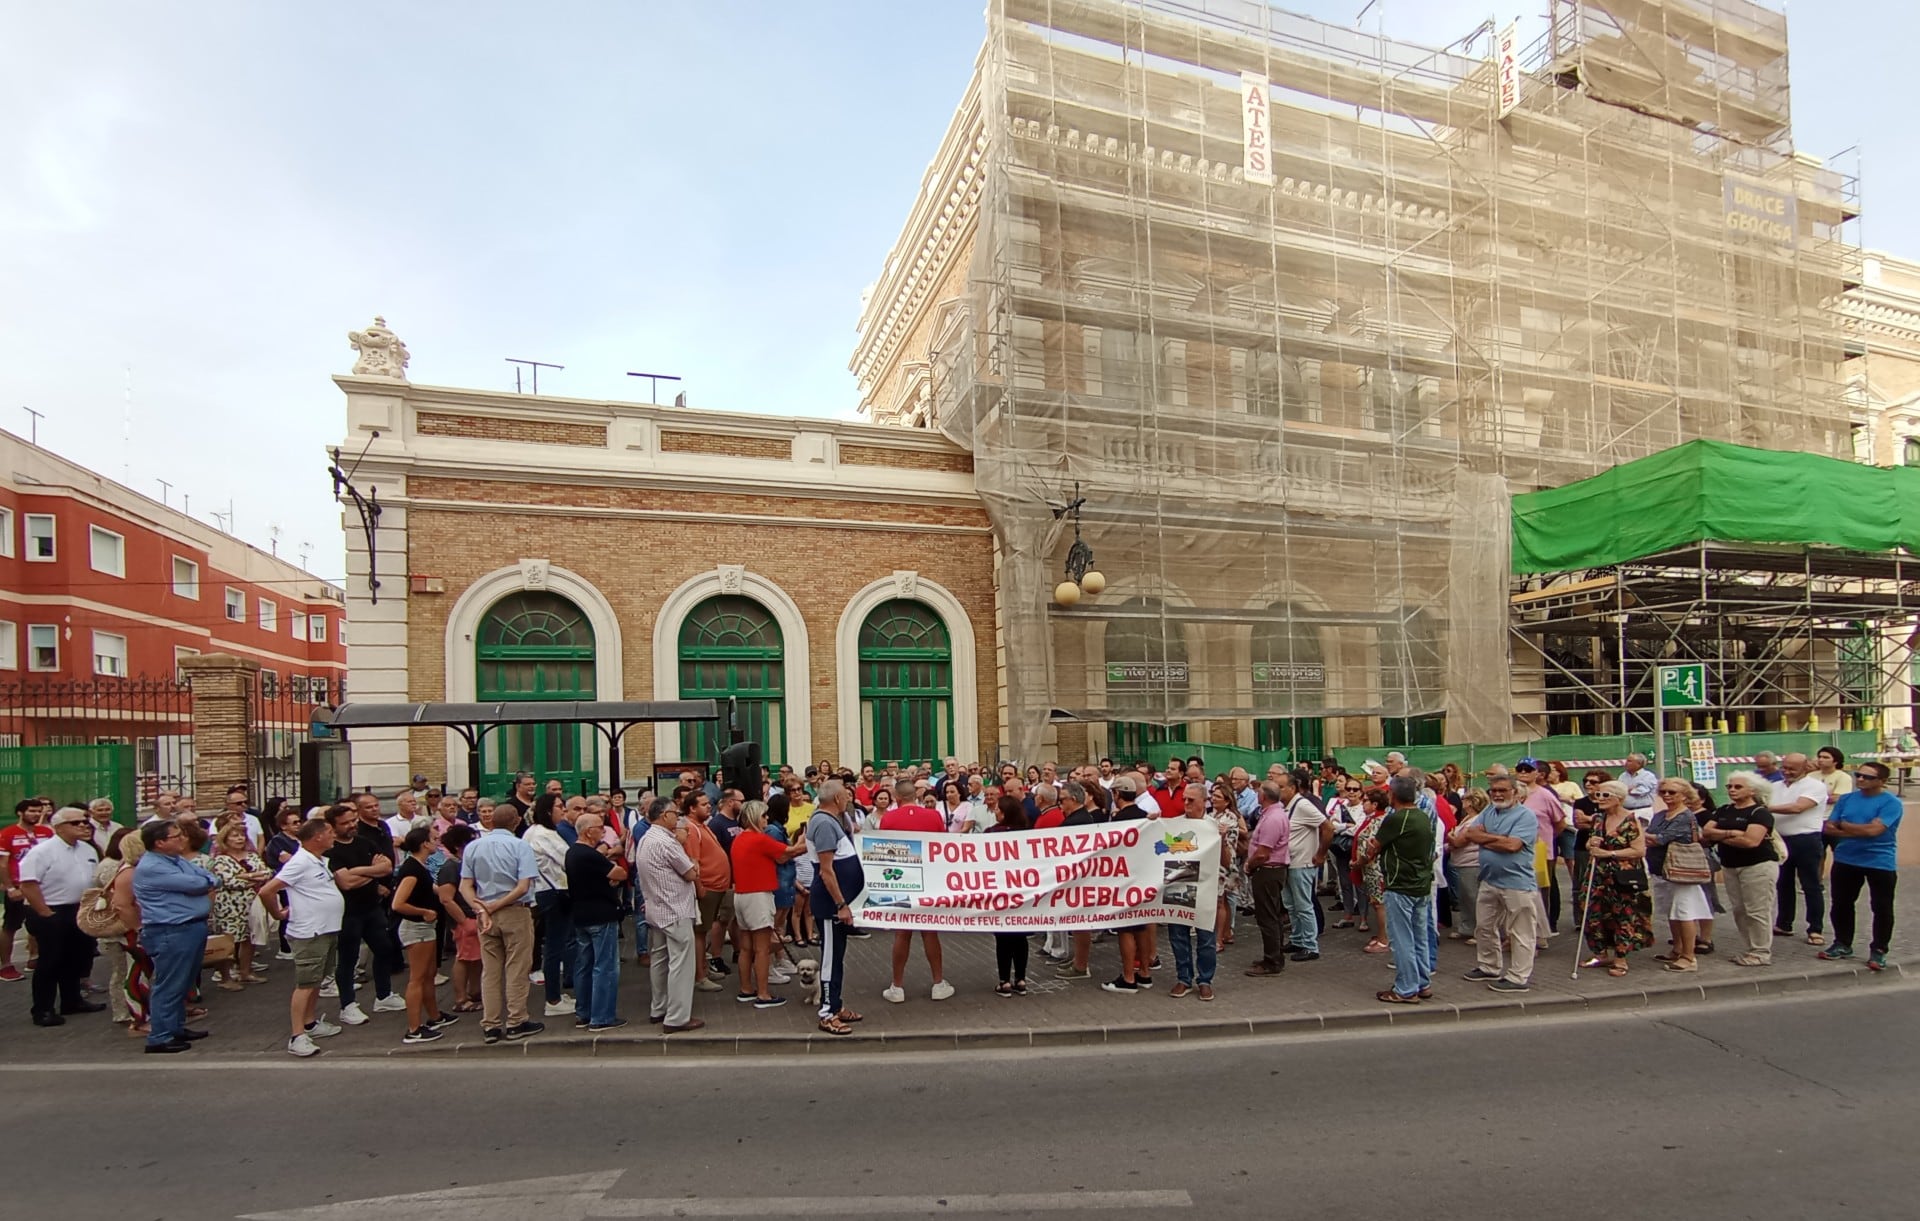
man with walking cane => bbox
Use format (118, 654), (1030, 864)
(1457, 776), (1540, 993)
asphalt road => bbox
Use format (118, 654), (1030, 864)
(12, 987), (1915, 1220)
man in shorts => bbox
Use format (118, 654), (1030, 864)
(0, 797), (54, 982)
(257, 817), (347, 1057)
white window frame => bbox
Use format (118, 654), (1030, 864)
(310, 675), (330, 704)
(337, 620), (347, 646)
(24, 514), (55, 562)
(92, 631), (128, 677)
(0, 620), (15, 670)
(171, 556), (200, 599)
(258, 597), (277, 632)
(27, 624), (58, 671)
(89, 526), (126, 577)
(290, 611), (307, 641)
(174, 645), (199, 682)
(225, 587), (246, 622)
(0, 507), (12, 559)
(308, 615), (327, 643)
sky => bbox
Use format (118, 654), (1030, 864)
(2, 1), (1912, 582)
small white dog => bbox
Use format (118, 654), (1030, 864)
(793, 958), (821, 1009)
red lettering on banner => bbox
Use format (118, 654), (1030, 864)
(983, 838), (1019, 861)
(946, 870), (998, 891)
(928, 840), (978, 863)
(1051, 856), (1132, 883)
(1004, 867), (1040, 889)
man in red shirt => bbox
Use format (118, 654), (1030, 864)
(877, 780), (953, 1004)
(1030, 783), (1066, 829)
(1, 797), (55, 982)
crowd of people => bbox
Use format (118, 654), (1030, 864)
(0, 744), (1901, 1053)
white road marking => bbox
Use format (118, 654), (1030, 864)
(239, 1171), (624, 1221)
(588, 1191), (1194, 1216)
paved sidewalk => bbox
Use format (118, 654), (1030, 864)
(3, 879), (1912, 1060)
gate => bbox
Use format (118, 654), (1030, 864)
(251, 672), (335, 809)
(0, 678), (195, 817)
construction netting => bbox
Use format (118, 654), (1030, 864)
(924, 0), (1857, 762)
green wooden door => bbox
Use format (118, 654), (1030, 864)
(1106, 721), (1186, 763)
(1253, 604), (1326, 763)
(858, 599), (952, 769)
(476, 592), (596, 797)
(679, 596), (786, 769)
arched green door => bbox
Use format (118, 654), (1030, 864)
(476, 591), (596, 798)
(1253, 602), (1326, 761)
(1105, 596), (1187, 761)
(679, 596), (786, 768)
(858, 599), (952, 769)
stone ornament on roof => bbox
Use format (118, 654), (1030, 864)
(348, 316), (410, 380)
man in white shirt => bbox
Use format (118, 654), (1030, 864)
(18, 808), (104, 1026)
(1768, 752), (1832, 945)
(1278, 773), (1330, 961)
(1619, 753), (1657, 815)
(386, 790), (422, 847)
(257, 817), (347, 1057)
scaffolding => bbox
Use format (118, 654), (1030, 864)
(1511, 543), (1920, 735)
(883, 0), (1858, 762)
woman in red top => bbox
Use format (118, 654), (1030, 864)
(730, 801), (805, 1008)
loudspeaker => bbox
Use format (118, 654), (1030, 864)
(722, 740), (763, 803)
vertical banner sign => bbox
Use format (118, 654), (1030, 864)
(1688, 737), (1718, 789)
(1241, 71), (1274, 185)
(851, 820), (1221, 933)
(1496, 21), (1521, 119)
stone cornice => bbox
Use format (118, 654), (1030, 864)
(848, 63), (987, 399)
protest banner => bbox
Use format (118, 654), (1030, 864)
(849, 818), (1221, 933)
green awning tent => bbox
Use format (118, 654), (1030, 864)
(1510, 439), (1920, 574)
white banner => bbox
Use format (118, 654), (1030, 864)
(1240, 71), (1274, 185)
(850, 819), (1222, 933)
(1496, 21), (1520, 119)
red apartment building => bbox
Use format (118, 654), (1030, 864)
(1, 429), (345, 803)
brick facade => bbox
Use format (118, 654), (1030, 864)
(838, 443), (974, 473)
(657, 431), (791, 460)
(416, 412), (608, 447)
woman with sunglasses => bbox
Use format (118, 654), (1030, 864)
(1207, 783), (1247, 947)
(1326, 779), (1366, 929)
(1351, 787), (1391, 951)
(1581, 780), (1652, 975)
(1648, 779), (1712, 971)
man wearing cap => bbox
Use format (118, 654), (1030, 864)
(1515, 759), (1569, 937)
(18, 808), (105, 1026)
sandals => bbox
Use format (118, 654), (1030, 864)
(1607, 962), (1629, 977)
(453, 1000), (483, 1013)
(818, 1016), (854, 1036)
(1664, 958), (1699, 972)
(1582, 957), (1607, 968)
(1363, 940), (1390, 954)
(995, 982), (1014, 997)
(837, 1010), (864, 1023)
(1375, 989), (1419, 1004)
(1806, 933), (1825, 946)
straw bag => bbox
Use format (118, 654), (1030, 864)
(76, 882), (127, 939)
(1661, 840), (1714, 885)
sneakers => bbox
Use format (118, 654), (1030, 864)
(318, 979), (339, 998)
(425, 1014), (460, 1031)
(768, 968), (794, 984)
(0, 965), (21, 983)
(546, 996), (576, 1016)
(276, 948), (296, 961)
(373, 995), (407, 1014)
(1487, 979), (1531, 993)
(1868, 951), (1889, 972)
(882, 985), (907, 1004)
(306, 1018), (342, 1039)
(1289, 950), (1321, 962)
(1055, 966), (1092, 980)
(1817, 944), (1855, 961)
(338, 1003), (369, 1026)
(503, 1020), (545, 1040)
(1461, 967), (1501, 981)
(751, 997), (787, 1010)
(848, 929), (872, 939)
(286, 1033), (321, 1057)
(434, 973), (449, 986)
(1101, 977), (1140, 993)
(483, 1027), (503, 1045)
(1135, 974), (1154, 989)
(402, 1026), (445, 1044)
(930, 980), (955, 1001)
(694, 978), (723, 992)
(529, 970), (546, 985)
(708, 955), (730, 976)
(589, 1017), (632, 1030)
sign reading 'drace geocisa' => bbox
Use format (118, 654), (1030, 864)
(850, 820), (1222, 934)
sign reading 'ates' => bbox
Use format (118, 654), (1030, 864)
(1496, 21), (1521, 119)
(1241, 71), (1274, 186)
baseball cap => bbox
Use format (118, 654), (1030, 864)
(1111, 774), (1141, 795)
(1516, 757), (1541, 771)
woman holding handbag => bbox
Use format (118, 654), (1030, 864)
(1581, 781), (1653, 975)
(1648, 779), (1713, 972)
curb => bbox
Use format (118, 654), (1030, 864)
(376, 959), (1909, 1060)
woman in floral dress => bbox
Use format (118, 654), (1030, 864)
(206, 822), (270, 990)
(1582, 780), (1654, 975)
(1206, 783), (1247, 946)
(1352, 787), (1391, 953)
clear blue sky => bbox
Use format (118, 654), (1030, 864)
(2, 2), (1910, 578)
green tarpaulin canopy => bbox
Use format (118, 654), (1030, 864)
(1510, 439), (1920, 573)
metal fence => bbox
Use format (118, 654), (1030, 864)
(251, 675), (330, 807)
(0, 677), (195, 814)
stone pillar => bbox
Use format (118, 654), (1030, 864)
(180, 653), (261, 812)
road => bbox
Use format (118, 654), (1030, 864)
(12, 987), (1915, 1220)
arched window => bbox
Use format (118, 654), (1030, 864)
(476, 592), (596, 797)
(858, 599), (952, 768)
(1104, 596), (1188, 761)
(1252, 602), (1326, 760)
(678, 596), (786, 767)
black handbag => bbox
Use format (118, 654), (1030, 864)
(1611, 865), (1649, 895)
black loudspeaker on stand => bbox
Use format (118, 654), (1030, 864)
(722, 740), (763, 803)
